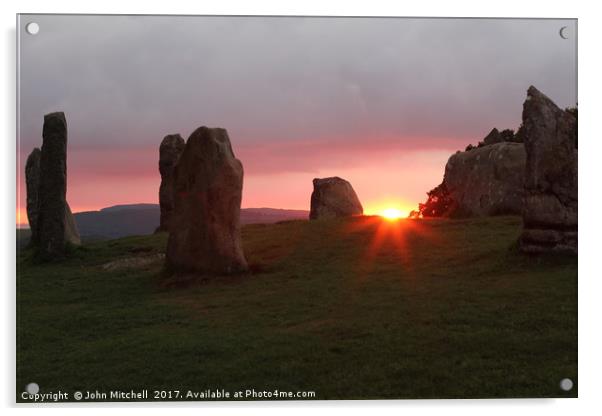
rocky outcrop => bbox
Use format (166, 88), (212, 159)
(465, 127), (521, 152)
(166, 126), (248, 274)
(519, 86), (577, 254)
(443, 142), (526, 217)
(309, 177), (363, 220)
(157, 134), (185, 232)
(34, 112), (80, 256)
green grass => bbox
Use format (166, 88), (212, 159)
(16, 216), (577, 401)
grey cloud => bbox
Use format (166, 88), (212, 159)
(19, 15), (577, 154)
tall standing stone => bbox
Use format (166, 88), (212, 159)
(37, 112), (80, 256)
(519, 86), (577, 254)
(25, 148), (42, 245)
(309, 177), (363, 220)
(166, 126), (248, 274)
(157, 134), (185, 232)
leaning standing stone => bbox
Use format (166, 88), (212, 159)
(25, 148), (42, 246)
(166, 127), (248, 274)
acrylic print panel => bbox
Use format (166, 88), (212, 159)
(16, 14), (577, 402)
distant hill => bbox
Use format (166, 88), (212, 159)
(99, 203), (159, 212)
(74, 205), (160, 240)
(70, 204), (309, 240)
(17, 204), (309, 244)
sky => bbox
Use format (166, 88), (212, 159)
(17, 15), (577, 225)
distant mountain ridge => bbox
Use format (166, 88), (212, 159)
(73, 204), (309, 240)
(99, 203), (158, 212)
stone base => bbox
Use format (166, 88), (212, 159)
(519, 228), (577, 255)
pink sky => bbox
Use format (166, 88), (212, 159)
(16, 136), (454, 226)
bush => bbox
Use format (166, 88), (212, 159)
(500, 129), (517, 142)
(412, 182), (455, 218)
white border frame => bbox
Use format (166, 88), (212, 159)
(3, 1), (600, 415)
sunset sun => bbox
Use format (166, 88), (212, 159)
(380, 208), (407, 221)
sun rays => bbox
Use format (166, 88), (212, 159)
(342, 215), (437, 282)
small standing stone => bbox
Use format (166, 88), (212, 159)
(309, 177), (363, 220)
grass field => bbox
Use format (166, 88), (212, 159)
(16, 216), (577, 401)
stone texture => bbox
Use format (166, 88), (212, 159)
(166, 126), (248, 274)
(157, 134), (185, 232)
(309, 177), (363, 220)
(36, 112), (80, 256)
(519, 86), (577, 254)
(25, 148), (41, 246)
(443, 142), (526, 217)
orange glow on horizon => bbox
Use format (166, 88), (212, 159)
(15, 205), (128, 228)
(16, 146), (449, 228)
(379, 208), (407, 221)
(17, 208), (27, 228)
(17, 202), (419, 227)
(364, 200), (414, 221)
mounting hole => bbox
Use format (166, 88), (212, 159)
(26, 22), (40, 35)
(25, 382), (39, 394)
(560, 378), (573, 391)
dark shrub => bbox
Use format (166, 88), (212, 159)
(413, 182), (455, 218)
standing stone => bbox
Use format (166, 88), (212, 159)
(309, 177), (363, 220)
(157, 134), (185, 232)
(25, 145), (80, 249)
(519, 86), (577, 254)
(37, 112), (81, 257)
(166, 126), (248, 274)
(25, 148), (41, 245)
